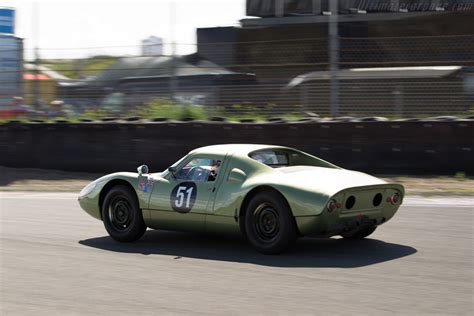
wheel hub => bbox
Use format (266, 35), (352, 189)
(254, 203), (280, 242)
(109, 199), (131, 230)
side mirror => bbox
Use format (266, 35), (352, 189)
(137, 164), (149, 176)
(227, 168), (247, 183)
(168, 166), (177, 178)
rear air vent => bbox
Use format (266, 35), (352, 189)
(345, 196), (355, 210)
(373, 193), (383, 207)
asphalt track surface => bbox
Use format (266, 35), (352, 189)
(1, 192), (473, 315)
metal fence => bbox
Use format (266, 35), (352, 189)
(1, 33), (474, 120)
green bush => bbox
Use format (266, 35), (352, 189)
(139, 99), (207, 120)
(82, 107), (108, 120)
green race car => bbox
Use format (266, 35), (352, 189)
(78, 144), (404, 254)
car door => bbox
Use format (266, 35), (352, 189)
(147, 154), (225, 232)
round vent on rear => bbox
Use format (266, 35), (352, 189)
(373, 193), (383, 207)
(345, 196), (355, 210)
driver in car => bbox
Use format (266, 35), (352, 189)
(181, 159), (221, 182)
(207, 160), (221, 181)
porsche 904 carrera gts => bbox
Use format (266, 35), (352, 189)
(78, 144), (404, 254)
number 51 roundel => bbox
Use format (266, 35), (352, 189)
(170, 182), (197, 213)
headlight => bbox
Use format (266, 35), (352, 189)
(79, 181), (97, 197)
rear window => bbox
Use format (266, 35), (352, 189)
(249, 150), (289, 167)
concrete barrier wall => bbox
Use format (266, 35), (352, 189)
(0, 121), (472, 175)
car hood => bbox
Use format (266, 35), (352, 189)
(261, 166), (386, 196)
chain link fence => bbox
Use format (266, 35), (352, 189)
(1, 33), (473, 121)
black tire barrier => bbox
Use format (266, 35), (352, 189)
(0, 121), (472, 175)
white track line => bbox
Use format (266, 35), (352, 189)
(403, 196), (473, 207)
(0, 192), (78, 200)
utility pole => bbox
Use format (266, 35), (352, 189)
(32, 1), (40, 110)
(329, 0), (340, 117)
(33, 46), (40, 110)
(169, 2), (177, 102)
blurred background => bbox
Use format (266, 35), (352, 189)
(1, 0), (473, 121)
(0, 0), (473, 177)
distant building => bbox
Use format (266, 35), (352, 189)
(23, 73), (56, 105)
(141, 36), (163, 56)
(193, 0), (474, 114)
(284, 66), (471, 116)
(58, 54), (256, 108)
(198, 0), (474, 82)
(0, 34), (23, 107)
(0, 8), (23, 107)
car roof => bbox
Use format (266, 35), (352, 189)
(190, 144), (291, 156)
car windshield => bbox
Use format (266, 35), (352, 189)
(160, 156), (188, 177)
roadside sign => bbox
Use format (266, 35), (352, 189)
(0, 8), (15, 34)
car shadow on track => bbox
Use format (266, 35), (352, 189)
(79, 230), (417, 268)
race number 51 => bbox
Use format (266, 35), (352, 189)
(170, 182), (197, 213)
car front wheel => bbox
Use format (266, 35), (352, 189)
(244, 191), (297, 254)
(101, 185), (147, 242)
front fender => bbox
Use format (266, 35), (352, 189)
(78, 172), (154, 220)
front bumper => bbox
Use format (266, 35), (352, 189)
(78, 195), (102, 220)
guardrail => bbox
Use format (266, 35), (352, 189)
(0, 120), (472, 175)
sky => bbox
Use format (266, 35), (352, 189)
(1, 0), (247, 60)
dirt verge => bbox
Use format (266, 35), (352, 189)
(0, 166), (472, 196)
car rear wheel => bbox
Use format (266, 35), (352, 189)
(340, 225), (377, 239)
(102, 185), (146, 242)
(244, 191), (297, 254)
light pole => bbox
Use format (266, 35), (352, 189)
(329, 0), (340, 117)
(169, 2), (177, 102)
(32, 1), (40, 110)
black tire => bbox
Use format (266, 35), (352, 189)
(101, 185), (147, 242)
(244, 190), (297, 254)
(340, 225), (377, 239)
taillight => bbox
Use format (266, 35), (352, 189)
(327, 199), (340, 212)
(387, 192), (400, 205)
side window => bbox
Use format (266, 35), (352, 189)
(249, 150), (289, 167)
(175, 158), (222, 182)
